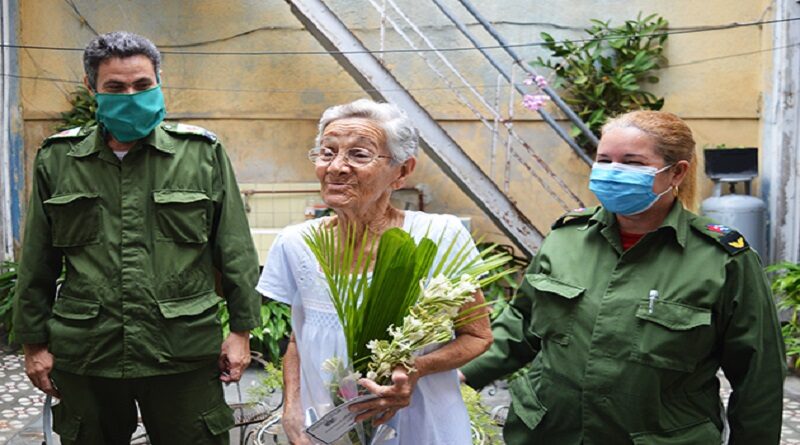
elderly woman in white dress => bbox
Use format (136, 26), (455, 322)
(256, 99), (492, 445)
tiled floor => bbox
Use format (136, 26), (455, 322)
(2, 350), (800, 444)
(0, 354), (44, 444)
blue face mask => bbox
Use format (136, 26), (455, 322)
(589, 162), (673, 216)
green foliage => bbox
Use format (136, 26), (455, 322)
(0, 261), (18, 345)
(56, 86), (97, 132)
(252, 300), (292, 363)
(767, 261), (800, 366)
(304, 225), (438, 374)
(304, 225), (516, 374)
(248, 361), (284, 403)
(218, 299), (292, 364)
(461, 385), (502, 444)
(476, 243), (527, 320)
(534, 13), (668, 156)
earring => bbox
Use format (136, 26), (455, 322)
(673, 185), (679, 197)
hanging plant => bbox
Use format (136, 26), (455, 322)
(532, 13), (669, 156)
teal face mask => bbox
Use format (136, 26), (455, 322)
(95, 85), (166, 142)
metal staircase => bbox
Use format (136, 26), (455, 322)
(285, 0), (596, 257)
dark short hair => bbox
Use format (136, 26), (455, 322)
(83, 31), (161, 89)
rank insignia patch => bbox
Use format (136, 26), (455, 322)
(728, 237), (745, 249)
(719, 231), (749, 254)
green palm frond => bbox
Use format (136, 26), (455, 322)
(304, 222), (514, 374)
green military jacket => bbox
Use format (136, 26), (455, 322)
(13, 123), (261, 378)
(463, 203), (786, 445)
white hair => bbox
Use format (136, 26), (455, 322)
(315, 99), (419, 163)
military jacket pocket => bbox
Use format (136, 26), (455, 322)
(630, 300), (712, 372)
(157, 290), (222, 362)
(526, 273), (585, 346)
(509, 374), (548, 431)
(43, 192), (101, 247)
(47, 297), (101, 359)
(630, 418), (720, 444)
(153, 190), (210, 243)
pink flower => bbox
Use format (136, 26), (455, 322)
(524, 75), (548, 89)
(339, 385), (359, 400)
(522, 94), (549, 111)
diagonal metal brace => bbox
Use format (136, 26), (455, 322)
(285, 0), (542, 256)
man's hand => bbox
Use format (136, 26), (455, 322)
(218, 331), (250, 383)
(351, 367), (419, 426)
(23, 344), (59, 398)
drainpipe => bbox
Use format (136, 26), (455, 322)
(1, 0), (13, 260)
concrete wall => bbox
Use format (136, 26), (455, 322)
(14, 0), (776, 254)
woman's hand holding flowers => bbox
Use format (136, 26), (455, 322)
(351, 366), (421, 426)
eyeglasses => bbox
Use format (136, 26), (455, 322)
(308, 147), (393, 167)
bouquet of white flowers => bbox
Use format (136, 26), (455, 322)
(303, 222), (513, 444)
(365, 273), (481, 384)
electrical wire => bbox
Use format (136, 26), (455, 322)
(2, 16), (797, 56)
(8, 39), (796, 95)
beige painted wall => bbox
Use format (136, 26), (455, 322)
(17, 0), (775, 252)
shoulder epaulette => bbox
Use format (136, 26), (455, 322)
(163, 123), (217, 143)
(689, 216), (749, 255)
(552, 206), (598, 230)
(41, 126), (90, 146)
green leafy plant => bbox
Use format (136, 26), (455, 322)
(248, 360), (284, 403)
(767, 261), (800, 366)
(476, 243), (527, 320)
(304, 224), (515, 376)
(304, 225), (437, 375)
(534, 13), (668, 156)
(462, 385), (502, 445)
(219, 299), (292, 364)
(251, 300), (292, 363)
(56, 86), (97, 131)
(0, 261), (18, 345)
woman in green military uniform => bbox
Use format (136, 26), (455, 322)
(462, 111), (786, 444)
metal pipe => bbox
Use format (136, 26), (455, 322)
(1, 0), (12, 259)
(456, 0), (599, 150)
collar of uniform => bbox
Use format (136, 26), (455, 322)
(142, 124), (176, 154)
(590, 206), (615, 227)
(66, 126), (102, 158)
(68, 124), (175, 157)
(591, 201), (688, 249)
(658, 200), (688, 248)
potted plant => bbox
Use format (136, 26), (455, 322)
(766, 261), (800, 370)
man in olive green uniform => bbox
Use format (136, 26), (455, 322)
(462, 204), (786, 444)
(13, 32), (260, 445)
